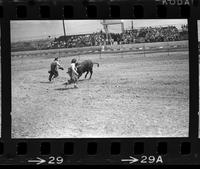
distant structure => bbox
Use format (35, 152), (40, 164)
(101, 20), (124, 45)
(62, 20), (66, 37)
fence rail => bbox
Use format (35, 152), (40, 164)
(11, 40), (188, 58)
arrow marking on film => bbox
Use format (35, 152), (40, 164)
(121, 156), (139, 164)
(28, 157), (46, 165)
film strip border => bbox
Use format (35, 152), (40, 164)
(0, 139), (200, 164)
(0, 0), (200, 165)
(0, 0), (199, 19)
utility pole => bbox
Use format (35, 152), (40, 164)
(99, 30), (102, 59)
(131, 20), (134, 43)
(131, 20), (133, 30)
(62, 20), (66, 37)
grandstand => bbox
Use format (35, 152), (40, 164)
(11, 23), (188, 52)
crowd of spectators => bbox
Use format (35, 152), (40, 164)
(49, 32), (105, 49)
(50, 25), (187, 49)
(12, 24), (188, 51)
(121, 26), (181, 44)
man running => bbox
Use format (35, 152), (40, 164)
(48, 57), (64, 82)
(66, 58), (79, 88)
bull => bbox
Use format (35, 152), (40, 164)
(67, 59), (99, 80)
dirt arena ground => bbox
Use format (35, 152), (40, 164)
(11, 49), (189, 138)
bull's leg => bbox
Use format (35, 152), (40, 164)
(85, 71), (89, 79)
(78, 73), (82, 79)
(89, 70), (93, 79)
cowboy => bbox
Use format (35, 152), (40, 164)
(48, 57), (64, 82)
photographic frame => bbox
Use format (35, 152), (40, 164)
(0, 0), (199, 165)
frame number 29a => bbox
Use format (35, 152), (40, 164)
(121, 155), (163, 164)
(140, 155), (163, 164)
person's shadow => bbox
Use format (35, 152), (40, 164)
(78, 79), (85, 82)
(54, 82), (78, 90)
(55, 87), (77, 91)
(40, 81), (52, 84)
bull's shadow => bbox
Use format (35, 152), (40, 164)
(63, 78), (89, 85)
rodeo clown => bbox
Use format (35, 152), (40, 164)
(66, 58), (79, 88)
(48, 57), (64, 82)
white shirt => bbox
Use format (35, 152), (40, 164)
(71, 63), (78, 75)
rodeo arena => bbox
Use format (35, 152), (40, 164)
(11, 20), (189, 138)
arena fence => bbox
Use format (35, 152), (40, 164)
(11, 40), (188, 59)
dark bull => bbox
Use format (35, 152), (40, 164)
(67, 59), (99, 80)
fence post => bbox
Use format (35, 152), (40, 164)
(121, 43), (123, 58)
(100, 47), (102, 59)
(99, 44), (102, 59)
(167, 41), (170, 56)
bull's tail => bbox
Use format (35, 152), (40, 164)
(93, 62), (99, 67)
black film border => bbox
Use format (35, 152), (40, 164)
(0, 0), (200, 165)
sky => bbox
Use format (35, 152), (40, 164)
(11, 19), (187, 42)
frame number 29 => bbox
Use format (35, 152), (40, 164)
(48, 156), (64, 165)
